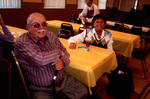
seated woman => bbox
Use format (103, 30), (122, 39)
(0, 16), (14, 57)
(68, 14), (113, 50)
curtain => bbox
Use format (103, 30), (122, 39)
(44, 0), (66, 9)
(77, 0), (85, 9)
(118, 0), (136, 12)
(98, 0), (107, 9)
(0, 0), (21, 8)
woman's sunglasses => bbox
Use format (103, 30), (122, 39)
(28, 21), (47, 28)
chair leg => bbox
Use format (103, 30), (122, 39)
(124, 57), (129, 67)
(143, 58), (148, 72)
(141, 59), (146, 79)
(8, 66), (12, 99)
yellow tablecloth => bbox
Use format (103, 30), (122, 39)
(59, 38), (118, 94)
(106, 29), (141, 58)
(47, 20), (141, 58)
(0, 25), (28, 41)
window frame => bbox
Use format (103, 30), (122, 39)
(118, 0), (136, 12)
(77, 0), (85, 9)
(0, 0), (21, 9)
(44, 0), (66, 9)
(98, 0), (107, 10)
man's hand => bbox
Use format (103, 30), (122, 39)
(61, 51), (65, 57)
(69, 43), (76, 49)
(52, 59), (65, 70)
(79, 15), (83, 19)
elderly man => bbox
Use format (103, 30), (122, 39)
(79, 0), (100, 25)
(14, 12), (88, 99)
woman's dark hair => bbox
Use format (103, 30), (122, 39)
(92, 14), (106, 24)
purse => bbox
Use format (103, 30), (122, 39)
(106, 66), (134, 98)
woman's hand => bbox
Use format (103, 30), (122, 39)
(69, 43), (76, 49)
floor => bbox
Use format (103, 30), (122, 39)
(96, 40), (150, 99)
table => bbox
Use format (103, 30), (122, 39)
(106, 29), (141, 58)
(0, 25), (28, 41)
(47, 20), (81, 35)
(59, 38), (118, 94)
(47, 20), (141, 58)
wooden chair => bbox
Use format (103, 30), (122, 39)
(11, 51), (31, 99)
(138, 81), (150, 99)
(0, 58), (12, 99)
(2, 40), (30, 99)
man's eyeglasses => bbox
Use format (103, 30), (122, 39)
(28, 22), (47, 28)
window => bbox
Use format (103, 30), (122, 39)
(44, 0), (66, 9)
(118, 0), (136, 12)
(77, 0), (85, 9)
(0, 0), (21, 8)
(98, 0), (107, 9)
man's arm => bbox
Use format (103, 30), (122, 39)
(0, 26), (14, 41)
(0, 17), (14, 41)
(55, 37), (70, 67)
(15, 39), (62, 67)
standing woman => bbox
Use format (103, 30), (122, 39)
(79, 0), (100, 25)
(68, 14), (113, 50)
(0, 16), (14, 57)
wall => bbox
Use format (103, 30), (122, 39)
(138, 0), (150, 10)
(67, 0), (76, 5)
(0, 2), (81, 29)
(0, 0), (149, 29)
(0, 0), (109, 29)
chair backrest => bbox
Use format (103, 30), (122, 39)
(2, 40), (15, 64)
(105, 23), (110, 29)
(130, 26), (142, 41)
(78, 27), (85, 34)
(61, 23), (74, 36)
(0, 57), (12, 99)
(58, 29), (71, 39)
(69, 17), (77, 23)
(124, 25), (130, 33)
(114, 23), (124, 31)
(2, 40), (30, 99)
(117, 25), (130, 33)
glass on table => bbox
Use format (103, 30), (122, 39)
(85, 37), (91, 47)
